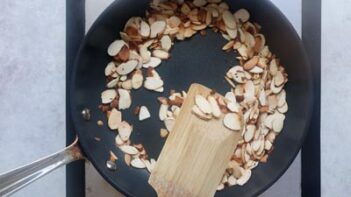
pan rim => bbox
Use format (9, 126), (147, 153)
(69, 0), (314, 196)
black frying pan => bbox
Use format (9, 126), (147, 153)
(0, 0), (313, 196)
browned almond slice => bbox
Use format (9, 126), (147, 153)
(192, 105), (212, 120)
(131, 70), (143, 89)
(259, 89), (267, 106)
(164, 117), (175, 132)
(181, 3), (191, 14)
(150, 20), (166, 38)
(208, 96), (221, 118)
(234, 9), (250, 23)
(223, 113), (242, 131)
(160, 128), (169, 138)
(195, 95), (212, 114)
(144, 77), (164, 90)
(152, 49), (170, 59)
(139, 106), (151, 121)
(131, 158), (146, 168)
(191, 24), (207, 31)
(108, 108), (122, 130)
(244, 125), (255, 142)
(119, 145), (138, 155)
(222, 10), (236, 29)
(140, 20), (150, 38)
(222, 40), (235, 50)
(193, 0), (207, 7)
(243, 80), (255, 101)
(272, 112), (285, 133)
(208, 0), (221, 3)
(160, 35), (172, 51)
(226, 26), (237, 39)
(115, 134), (124, 146)
(105, 62), (116, 76)
(101, 89), (117, 104)
(118, 121), (133, 141)
(143, 57), (162, 68)
(237, 44), (248, 58)
(118, 89), (132, 110)
(107, 40), (126, 56)
(116, 60), (138, 75)
(167, 16), (181, 28)
(243, 56), (259, 70)
(274, 71), (285, 86)
(245, 32), (255, 48)
(159, 104), (168, 121)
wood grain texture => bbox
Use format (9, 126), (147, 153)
(149, 83), (242, 197)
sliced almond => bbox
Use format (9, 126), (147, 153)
(160, 128), (169, 138)
(227, 175), (237, 186)
(237, 168), (251, 186)
(277, 102), (288, 113)
(244, 125), (255, 142)
(121, 79), (133, 90)
(222, 40), (235, 50)
(234, 9), (250, 23)
(139, 106), (151, 121)
(119, 145), (138, 155)
(159, 104), (169, 121)
(216, 183), (224, 191)
(144, 77), (164, 90)
(167, 16), (181, 28)
(225, 91), (236, 103)
(223, 113), (242, 131)
(131, 70), (143, 89)
(160, 35), (172, 51)
(105, 62), (116, 76)
(101, 89), (117, 104)
(140, 20), (150, 38)
(164, 117), (175, 132)
(118, 121), (132, 141)
(277, 90), (286, 107)
(222, 10), (236, 29)
(107, 78), (119, 88)
(243, 56), (259, 70)
(152, 49), (170, 59)
(143, 57), (162, 68)
(124, 154), (131, 166)
(193, 0), (207, 7)
(150, 20), (166, 38)
(115, 134), (125, 146)
(269, 59), (278, 76)
(131, 158), (146, 168)
(116, 60), (138, 75)
(226, 26), (237, 39)
(108, 108), (122, 130)
(192, 105), (212, 120)
(272, 112), (285, 133)
(118, 89), (132, 110)
(208, 96), (221, 118)
(107, 40), (126, 56)
(195, 95), (212, 114)
(274, 71), (285, 87)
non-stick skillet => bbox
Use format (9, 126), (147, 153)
(0, 0), (313, 196)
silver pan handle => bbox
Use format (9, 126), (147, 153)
(0, 137), (84, 196)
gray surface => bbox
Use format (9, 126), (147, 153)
(321, 0), (351, 196)
(0, 0), (66, 197)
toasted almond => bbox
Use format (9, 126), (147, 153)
(264, 140), (272, 150)
(222, 40), (235, 50)
(192, 105), (212, 120)
(108, 108), (122, 130)
(144, 77), (164, 90)
(277, 90), (286, 107)
(237, 44), (248, 58)
(159, 104), (169, 121)
(160, 35), (172, 51)
(226, 26), (237, 39)
(115, 134), (124, 146)
(131, 158), (146, 169)
(225, 91), (236, 103)
(269, 59), (278, 76)
(277, 102), (288, 113)
(191, 24), (207, 31)
(105, 62), (116, 76)
(140, 20), (150, 38)
(118, 89), (132, 110)
(208, 96), (221, 118)
(228, 175), (237, 186)
(164, 117), (175, 132)
(274, 71), (285, 86)
(152, 49), (170, 59)
(118, 121), (133, 141)
(237, 168), (251, 186)
(167, 16), (181, 28)
(249, 66), (264, 74)
(259, 89), (267, 106)
(216, 183), (224, 191)
(234, 9), (250, 23)
(107, 78), (119, 88)
(243, 56), (259, 70)
(160, 128), (169, 138)
(244, 125), (255, 142)
(139, 106), (151, 121)
(222, 10), (236, 29)
(121, 79), (133, 90)
(193, 0), (207, 7)
(223, 113), (242, 131)
(270, 79), (284, 94)
(150, 20), (166, 38)
(272, 112), (285, 133)
(119, 145), (138, 155)
(101, 89), (117, 104)
(131, 70), (143, 89)
(244, 80), (255, 101)
(116, 60), (138, 75)
(143, 57), (162, 68)
(195, 95), (212, 114)
(108, 40), (126, 56)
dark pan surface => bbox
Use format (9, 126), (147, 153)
(70, 0), (313, 196)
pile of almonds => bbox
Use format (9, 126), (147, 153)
(99, 0), (288, 190)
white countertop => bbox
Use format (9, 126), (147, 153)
(0, 0), (350, 196)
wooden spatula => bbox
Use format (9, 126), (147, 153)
(149, 83), (242, 197)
